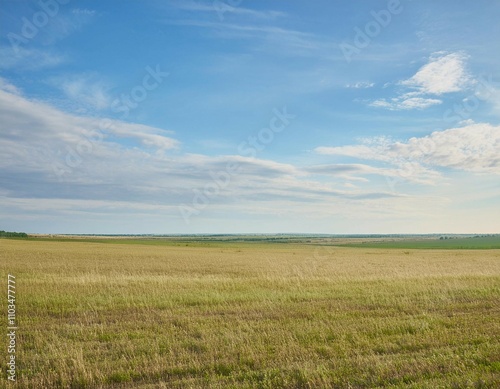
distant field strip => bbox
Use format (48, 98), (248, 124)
(337, 236), (500, 249)
(1, 239), (499, 388)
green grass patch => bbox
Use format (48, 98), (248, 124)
(337, 235), (500, 249)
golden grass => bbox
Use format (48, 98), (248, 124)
(1, 239), (499, 388)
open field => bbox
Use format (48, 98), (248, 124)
(338, 236), (500, 250)
(1, 238), (499, 388)
(25, 233), (500, 250)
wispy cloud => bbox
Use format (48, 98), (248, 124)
(0, 46), (66, 70)
(37, 7), (97, 45)
(48, 73), (111, 111)
(0, 82), (401, 215)
(307, 160), (441, 186)
(369, 95), (442, 110)
(346, 82), (374, 89)
(165, 19), (338, 59)
(168, 0), (286, 20)
(0, 6), (96, 73)
(0, 84), (180, 177)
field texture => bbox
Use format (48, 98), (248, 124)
(339, 236), (500, 250)
(1, 239), (499, 388)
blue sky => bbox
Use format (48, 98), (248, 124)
(0, 0), (499, 234)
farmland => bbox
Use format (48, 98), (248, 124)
(1, 237), (499, 388)
(337, 235), (500, 250)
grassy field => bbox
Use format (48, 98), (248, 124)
(338, 236), (500, 250)
(1, 238), (499, 388)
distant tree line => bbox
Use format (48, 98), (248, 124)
(440, 234), (498, 240)
(0, 230), (28, 238)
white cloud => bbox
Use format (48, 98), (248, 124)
(370, 96), (442, 110)
(0, 77), (21, 95)
(370, 52), (471, 110)
(346, 82), (374, 89)
(315, 123), (500, 176)
(412, 124), (500, 173)
(315, 145), (379, 159)
(458, 119), (475, 126)
(400, 52), (471, 95)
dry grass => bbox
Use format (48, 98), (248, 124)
(1, 239), (499, 388)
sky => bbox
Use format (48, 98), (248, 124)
(0, 0), (499, 234)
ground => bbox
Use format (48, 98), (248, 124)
(1, 237), (499, 388)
